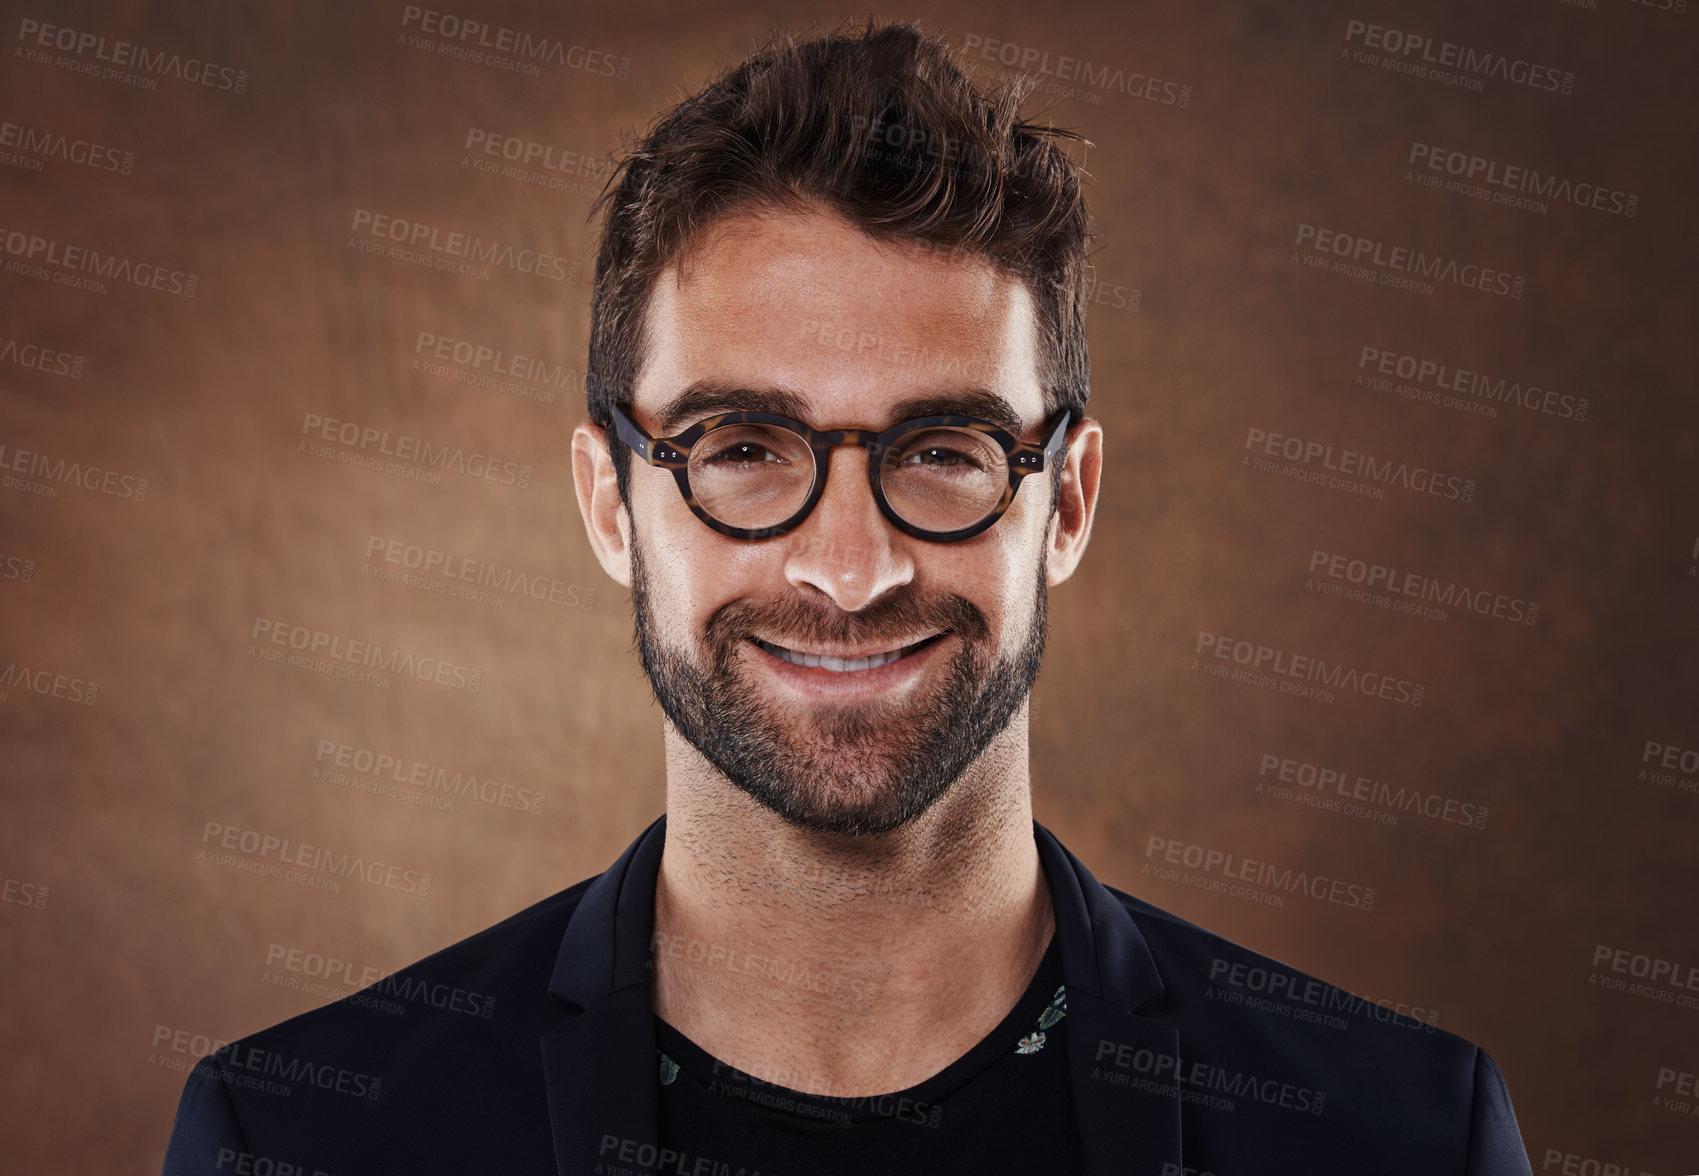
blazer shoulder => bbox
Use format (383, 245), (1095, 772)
(162, 875), (604, 1172)
(229, 871), (599, 1054)
(1104, 880), (1480, 1066)
(1102, 883), (1530, 1168)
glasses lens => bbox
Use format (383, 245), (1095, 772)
(880, 426), (1008, 533)
(688, 423), (815, 530)
(687, 422), (1014, 536)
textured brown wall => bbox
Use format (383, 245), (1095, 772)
(1, 0), (1695, 1171)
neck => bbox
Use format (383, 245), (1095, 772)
(650, 712), (1055, 1097)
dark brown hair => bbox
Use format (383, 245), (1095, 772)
(587, 20), (1092, 507)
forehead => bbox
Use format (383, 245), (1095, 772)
(634, 208), (1045, 432)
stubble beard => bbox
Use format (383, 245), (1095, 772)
(629, 528), (1049, 838)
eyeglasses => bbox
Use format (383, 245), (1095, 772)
(609, 403), (1072, 542)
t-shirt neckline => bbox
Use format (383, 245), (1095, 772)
(652, 931), (1066, 1123)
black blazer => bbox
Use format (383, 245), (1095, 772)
(161, 815), (1534, 1175)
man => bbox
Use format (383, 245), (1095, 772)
(164, 22), (1534, 1175)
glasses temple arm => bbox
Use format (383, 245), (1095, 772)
(609, 405), (655, 462)
(1042, 409), (1072, 467)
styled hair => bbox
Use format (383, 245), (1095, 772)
(586, 19), (1092, 507)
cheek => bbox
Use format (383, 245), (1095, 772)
(637, 491), (778, 642)
(631, 480), (704, 639)
(942, 536), (1040, 654)
(993, 563), (1043, 652)
(648, 548), (718, 647)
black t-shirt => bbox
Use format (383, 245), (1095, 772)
(649, 934), (1088, 1176)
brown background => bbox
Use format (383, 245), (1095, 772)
(1, 0), (1695, 1171)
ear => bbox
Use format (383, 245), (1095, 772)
(1044, 416), (1103, 587)
(572, 420), (633, 589)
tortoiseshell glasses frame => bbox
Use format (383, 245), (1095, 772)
(608, 403), (1072, 543)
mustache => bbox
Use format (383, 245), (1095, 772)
(704, 587), (989, 652)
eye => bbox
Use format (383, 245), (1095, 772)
(898, 445), (987, 471)
(888, 427), (1002, 475)
(702, 441), (785, 466)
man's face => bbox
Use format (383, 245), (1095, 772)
(618, 209), (1061, 838)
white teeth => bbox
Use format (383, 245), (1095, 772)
(762, 641), (910, 672)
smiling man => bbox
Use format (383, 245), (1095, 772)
(163, 21), (1533, 1176)
(597, 196), (1078, 1118)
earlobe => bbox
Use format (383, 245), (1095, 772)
(571, 421), (634, 589)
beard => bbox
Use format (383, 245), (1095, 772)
(629, 530), (1049, 838)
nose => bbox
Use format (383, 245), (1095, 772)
(782, 444), (914, 611)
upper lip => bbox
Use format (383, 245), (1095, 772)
(752, 633), (945, 659)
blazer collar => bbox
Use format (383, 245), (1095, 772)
(1033, 820), (1163, 1010)
(541, 814), (1182, 1176)
(548, 813), (667, 1011)
(1035, 822), (1184, 1175)
(540, 815), (667, 1176)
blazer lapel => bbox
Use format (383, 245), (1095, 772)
(1036, 822), (1184, 1176)
(1066, 994), (1185, 1176)
(541, 816), (669, 1176)
(541, 985), (661, 1176)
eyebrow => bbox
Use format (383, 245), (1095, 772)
(653, 380), (1030, 435)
